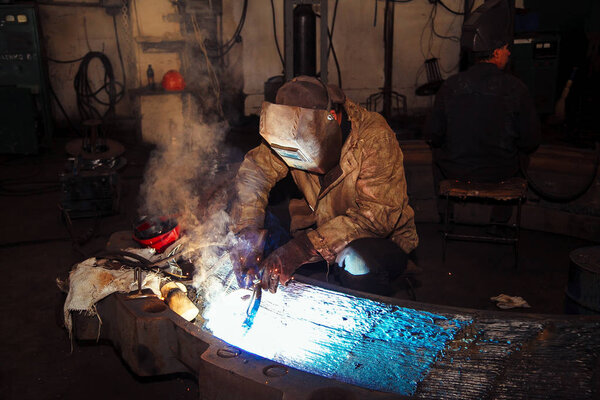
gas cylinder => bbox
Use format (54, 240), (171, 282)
(293, 4), (316, 77)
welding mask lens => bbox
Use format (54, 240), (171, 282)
(259, 101), (342, 174)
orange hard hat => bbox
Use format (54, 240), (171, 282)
(161, 70), (185, 91)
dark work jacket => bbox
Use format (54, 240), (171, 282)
(425, 63), (541, 182)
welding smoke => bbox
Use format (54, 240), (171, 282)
(139, 120), (227, 227)
(138, 108), (247, 316)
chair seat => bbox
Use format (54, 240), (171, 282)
(439, 177), (527, 268)
(415, 80), (444, 96)
(439, 177), (527, 201)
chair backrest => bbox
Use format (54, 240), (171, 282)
(425, 58), (443, 84)
(415, 58), (445, 96)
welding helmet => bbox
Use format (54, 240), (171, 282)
(259, 76), (344, 174)
(133, 216), (180, 253)
(461, 0), (512, 53)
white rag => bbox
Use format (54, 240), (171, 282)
(63, 256), (163, 338)
(490, 294), (531, 309)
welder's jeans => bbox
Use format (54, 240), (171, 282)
(334, 238), (408, 296)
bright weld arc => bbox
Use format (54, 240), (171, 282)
(202, 281), (472, 395)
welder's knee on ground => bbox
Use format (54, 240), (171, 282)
(336, 246), (370, 276)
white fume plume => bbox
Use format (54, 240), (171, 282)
(139, 116), (241, 309)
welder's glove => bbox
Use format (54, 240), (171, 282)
(260, 233), (322, 293)
(231, 227), (267, 289)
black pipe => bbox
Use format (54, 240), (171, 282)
(383, 0), (395, 118)
(293, 4), (316, 77)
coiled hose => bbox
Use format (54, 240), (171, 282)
(521, 142), (600, 203)
(74, 51), (124, 122)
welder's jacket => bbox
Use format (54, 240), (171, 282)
(231, 99), (418, 263)
(425, 62), (541, 182)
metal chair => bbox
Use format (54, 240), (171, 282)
(415, 58), (445, 96)
(439, 177), (528, 268)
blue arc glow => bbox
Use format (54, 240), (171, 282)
(202, 280), (471, 395)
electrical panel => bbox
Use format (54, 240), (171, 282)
(511, 33), (560, 114)
(0, 4), (52, 154)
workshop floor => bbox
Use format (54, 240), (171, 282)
(0, 131), (594, 400)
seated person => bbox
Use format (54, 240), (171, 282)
(424, 0), (541, 222)
(230, 76), (418, 296)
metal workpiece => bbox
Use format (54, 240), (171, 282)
(73, 293), (400, 400)
(72, 275), (600, 400)
(73, 294), (207, 377)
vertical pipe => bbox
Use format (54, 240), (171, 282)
(383, 0), (394, 118)
(459, 0), (471, 71)
(507, 0), (515, 75)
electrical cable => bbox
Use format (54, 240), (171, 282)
(223, 0), (248, 49)
(373, 0), (378, 26)
(94, 250), (190, 280)
(437, 0), (466, 15)
(419, 4), (434, 60)
(131, 0), (143, 37)
(96, 250), (153, 266)
(112, 15), (127, 91)
(191, 15), (225, 118)
(46, 56), (86, 64)
(431, 2), (460, 42)
(374, 0), (413, 27)
(328, 27), (342, 89)
(416, 0), (462, 86)
(83, 16), (95, 53)
(315, 14), (342, 89)
(520, 143), (600, 203)
(73, 51), (124, 123)
(206, 0), (248, 57)
(328, 0), (339, 59)
(270, 0), (284, 71)
(47, 81), (81, 136)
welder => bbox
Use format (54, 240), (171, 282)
(230, 76), (418, 296)
(424, 0), (541, 223)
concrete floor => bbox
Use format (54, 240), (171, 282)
(0, 132), (594, 400)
